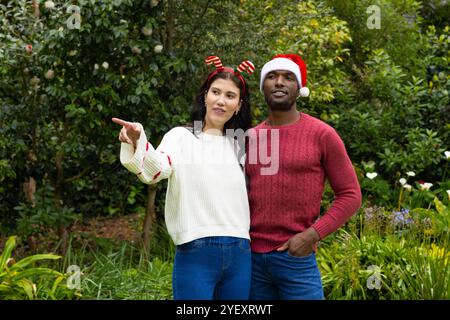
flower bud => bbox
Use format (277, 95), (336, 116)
(131, 46), (142, 55)
(44, 69), (55, 79)
(154, 45), (163, 53)
(30, 76), (40, 86)
(141, 27), (153, 36)
(44, 1), (55, 9)
(25, 44), (33, 54)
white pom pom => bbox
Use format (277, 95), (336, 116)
(299, 87), (310, 97)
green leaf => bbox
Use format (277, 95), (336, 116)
(15, 278), (35, 299)
(434, 197), (448, 215)
(0, 236), (16, 272)
(14, 267), (63, 280)
(10, 254), (61, 271)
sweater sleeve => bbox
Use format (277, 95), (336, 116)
(119, 124), (180, 185)
(311, 128), (362, 239)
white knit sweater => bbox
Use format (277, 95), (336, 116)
(120, 125), (250, 245)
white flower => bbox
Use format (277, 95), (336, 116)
(447, 190), (450, 200)
(366, 172), (378, 180)
(406, 171), (416, 177)
(399, 178), (407, 185)
(419, 182), (433, 191)
(30, 76), (40, 85)
(151, 0), (160, 7)
(131, 46), (142, 55)
(154, 45), (163, 53)
(141, 27), (153, 36)
(403, 184), (412, 191)
(445, 151), (450, 159)
(94, 63), (99, 70)
(68, 50), (77, 56)
(44, 1), (55, 9)
(102, 61), (109, 69)
(44, 69), (55, 79)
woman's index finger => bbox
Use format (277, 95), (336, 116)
(111, 117), (130, 127)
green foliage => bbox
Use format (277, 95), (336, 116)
(66, 241), (172, 300)
(412, 197), (450, 235)
(0, 236), (79, 299)
(318, 231), (449, 299)
(0, 0), (190, 233)
(14, 183), (80, 241)
(325, 0), (425, 76)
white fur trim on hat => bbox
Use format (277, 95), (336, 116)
(260, 57), (302, 91)
(299, 86), (310, 97)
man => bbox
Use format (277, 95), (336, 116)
(245, 54), (362, 300)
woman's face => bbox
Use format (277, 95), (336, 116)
(203, 78), (241, 134)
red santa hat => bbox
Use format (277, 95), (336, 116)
(260, 53), (310, 97)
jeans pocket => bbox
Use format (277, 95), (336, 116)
(286, 251), (314, 260)
(238, 239), (251, 253)
(176, 239), (202, 253)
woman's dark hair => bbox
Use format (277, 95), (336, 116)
(191, 70), (252, 135)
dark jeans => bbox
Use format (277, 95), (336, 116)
(173, 236), (251, 300)
(250, 251), (324, 300)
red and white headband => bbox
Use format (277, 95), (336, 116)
(205, 56), (255, 95)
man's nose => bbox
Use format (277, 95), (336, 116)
(274, 75), (284, 86)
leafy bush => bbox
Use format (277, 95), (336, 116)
(318, 230), (449, 299)
(0, 236), (80, 299)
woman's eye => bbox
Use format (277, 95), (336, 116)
(227, 95), (235, 99)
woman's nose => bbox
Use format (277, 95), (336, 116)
(216, 94), (225, 105)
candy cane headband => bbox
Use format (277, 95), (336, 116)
(205, 56), (255, 95)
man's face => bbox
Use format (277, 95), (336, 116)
(262, 70), (299, 111)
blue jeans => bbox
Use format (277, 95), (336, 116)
(250, 251), (324, 300)
(172, 236), (251, 300)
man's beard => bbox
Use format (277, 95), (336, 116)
(264, 94), (296, 111)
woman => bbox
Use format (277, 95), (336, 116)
(112, 56), (255, 300)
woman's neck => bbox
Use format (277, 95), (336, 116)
(202, 124), (224, 135)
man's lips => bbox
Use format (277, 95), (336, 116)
(271, 89), (287, 97)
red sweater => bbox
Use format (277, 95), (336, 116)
(245, 113), (361, 253)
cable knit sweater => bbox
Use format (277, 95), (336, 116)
(120, 125), (250, 245)
(245, 113), (362, 253)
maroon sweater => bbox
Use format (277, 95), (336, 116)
(245, 113), (361, 253)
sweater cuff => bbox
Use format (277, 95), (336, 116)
(311, 221), (329, 241)
(120, 124), (147, 175)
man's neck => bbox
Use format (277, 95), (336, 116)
(267, 107), (300, 126)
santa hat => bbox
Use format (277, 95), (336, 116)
(260, 53), (310, 97)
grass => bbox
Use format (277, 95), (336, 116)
(61, 222), (174, 300)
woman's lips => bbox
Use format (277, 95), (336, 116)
(212, 107), (226, 115)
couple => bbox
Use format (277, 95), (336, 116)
(112, 54), (362, 300)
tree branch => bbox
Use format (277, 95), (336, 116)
(65, 165), (93, 183)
